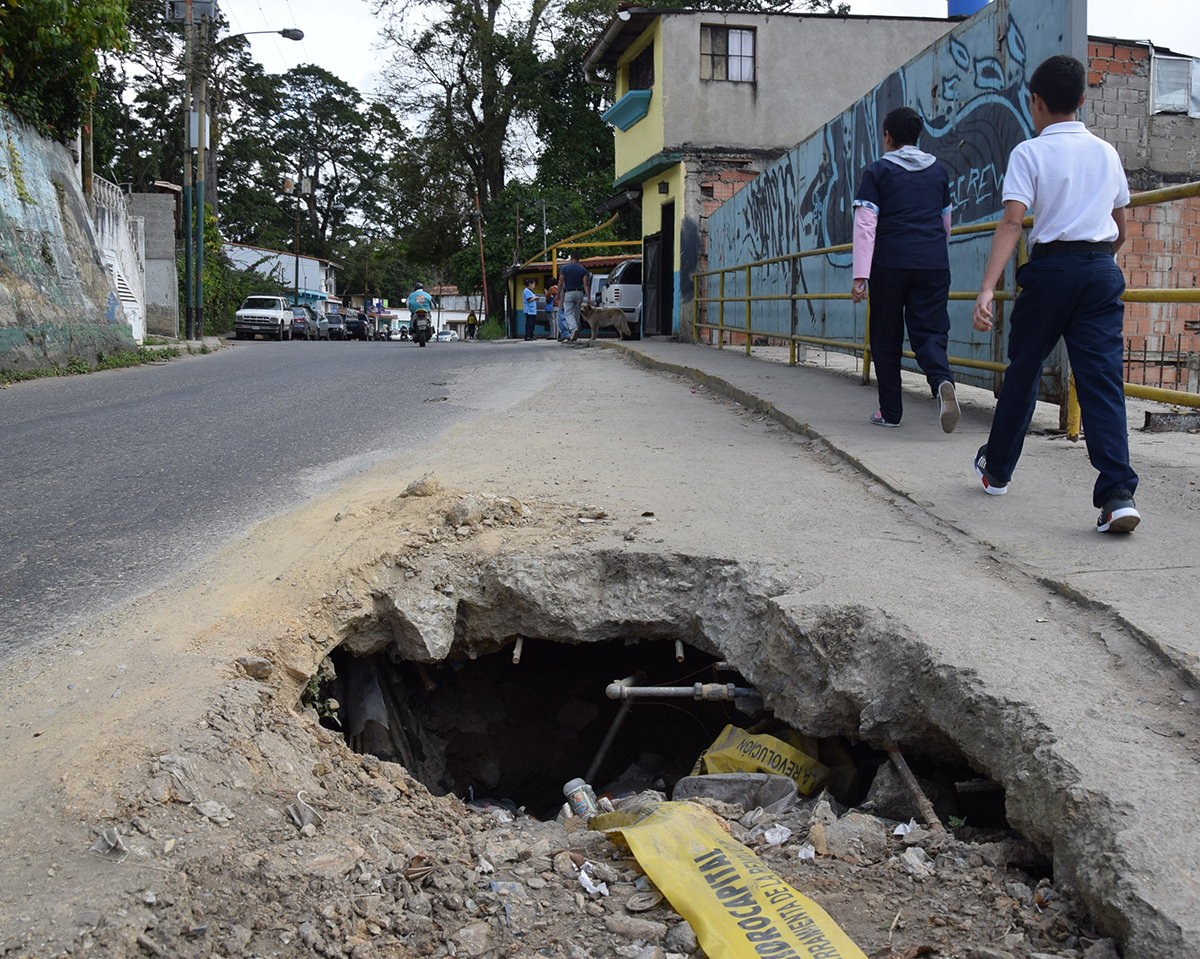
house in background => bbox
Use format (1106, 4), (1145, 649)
(1088, 37), (1200, 393)
(224, 242), (342, 315)
(583, 7), (955, 336)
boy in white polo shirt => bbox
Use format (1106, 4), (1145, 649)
(972, 54), (1139, 533)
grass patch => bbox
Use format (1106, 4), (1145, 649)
(1, 346), (183, 385)
(476, 317), (507, 340)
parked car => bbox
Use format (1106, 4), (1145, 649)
(290, 304), (321, 340)
(235, 295), (292, 341)
(598, 258), (642, 335)
(325, 312), (347, 340)
(342, 310), (370, 341)
(435, 328), (459, 342)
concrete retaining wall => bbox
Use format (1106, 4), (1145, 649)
(129, 193), (179, 338)
(0, 109), (135, 372)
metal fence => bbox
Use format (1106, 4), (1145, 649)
(693, 180), (1200, 413)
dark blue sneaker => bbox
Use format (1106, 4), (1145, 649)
(974, 445), (1007, 495)
(1097, 490), (1140, 533)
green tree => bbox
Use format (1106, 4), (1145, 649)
(0, 0), (130, 140)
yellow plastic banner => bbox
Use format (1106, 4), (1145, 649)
(593, 801), (867, 959)
(693, 725), (832, 796)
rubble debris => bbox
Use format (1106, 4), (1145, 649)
(236, 655), (273, 680)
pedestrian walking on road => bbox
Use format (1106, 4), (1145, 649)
(522, 278), (539, 340)
(852, 105), (959, 433)
(972, 54), (1139, 533)
(557, 250), (591, 342)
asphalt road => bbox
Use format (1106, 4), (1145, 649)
(0, 337), (558, 660)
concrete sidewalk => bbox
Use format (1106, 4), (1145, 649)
(604, 337), (1200, 683)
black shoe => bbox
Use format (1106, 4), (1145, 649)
(973, 445), (1007, 495)
(1097, 490), (1140, 533)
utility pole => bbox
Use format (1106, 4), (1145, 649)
(182, 0), (195, 340)
(195, 17), (207, 339)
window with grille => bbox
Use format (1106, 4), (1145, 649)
(700, 26), (755, 83)
(628, 44), (654, 91)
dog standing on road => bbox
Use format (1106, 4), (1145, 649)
(579, 303), (633, 345)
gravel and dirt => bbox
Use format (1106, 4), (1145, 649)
(0, 343), (1193, 958)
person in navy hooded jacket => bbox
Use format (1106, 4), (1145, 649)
(852, 106), (959, 433)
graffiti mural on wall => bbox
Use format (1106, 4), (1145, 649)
(799, 14), (1034, 259)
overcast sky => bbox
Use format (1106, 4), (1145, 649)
(231, 0), (1200, 96)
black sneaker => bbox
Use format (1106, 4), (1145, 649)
(973, 445), (1007, 495)
(1097, 490), (1140, 533)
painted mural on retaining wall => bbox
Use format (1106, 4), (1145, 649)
(706, 0), (1085, 398)
(0, 108), (136, 372)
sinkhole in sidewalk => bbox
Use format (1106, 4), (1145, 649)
(306, 636), (1010, 832)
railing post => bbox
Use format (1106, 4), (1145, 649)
(718, 272), (726, 350)
(789, 252), (798, 366)
(692, 273), (699, 344)
(745, 266), (752, 357)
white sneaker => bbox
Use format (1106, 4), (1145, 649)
(937, 381), (960, 433)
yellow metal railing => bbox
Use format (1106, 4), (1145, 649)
(518, 213), (641, 277)
(692, 180), (1200, 412)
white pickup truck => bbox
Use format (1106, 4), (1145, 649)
(235, 295), (293, 341)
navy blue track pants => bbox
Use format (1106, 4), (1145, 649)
(867, 265), (954, 424)
(985, 250), (1137, 507)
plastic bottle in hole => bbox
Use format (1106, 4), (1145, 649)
(562, 777), (599, 819)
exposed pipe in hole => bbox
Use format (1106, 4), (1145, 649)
(606, 681), (757, 701)
(512, 636), (524, 664)
(675, 639), (684, 662)
(885, 743), (943, 831)
(415, 663), (437, 692)
(586, 672), (645, 784)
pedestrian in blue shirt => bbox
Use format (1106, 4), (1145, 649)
(973, 55), (1138, 533)
(522, 278), (539, 340)
(852, 106), (959, 433)
(557, 251), (591, 342)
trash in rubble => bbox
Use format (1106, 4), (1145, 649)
(285, 791), (324, 830)
(193, 800), (235, 824)
(404, 855), (435, 884)
(598, 796), (615, 814)
(624, 890), (663, 912)
(673, 772), (798, 814)
(739, 805), (765, 828)
(689, 725), (832, 796)
(747, 823), (793, 846)
(893, 818), (919, 837)
(578, 862), (609, 897)
(796, 843), (816, 860)
(563, 778), (600, 820)
(89, 827), (129, 863)
(591, 800), (868, 958)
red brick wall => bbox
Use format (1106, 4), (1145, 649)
(1118, 198), (1200, 388)
(1090, 40), (1199, 390)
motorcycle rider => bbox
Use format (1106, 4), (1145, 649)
(406, 282), (434, 343)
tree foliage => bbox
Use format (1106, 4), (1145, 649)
(0, 0), (130, 139)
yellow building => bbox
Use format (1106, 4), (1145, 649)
(584, 7), (953, 337)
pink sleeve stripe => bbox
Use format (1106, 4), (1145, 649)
(853, 207), (878, 280)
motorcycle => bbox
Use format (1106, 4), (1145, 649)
(411, 309), (432, 347)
